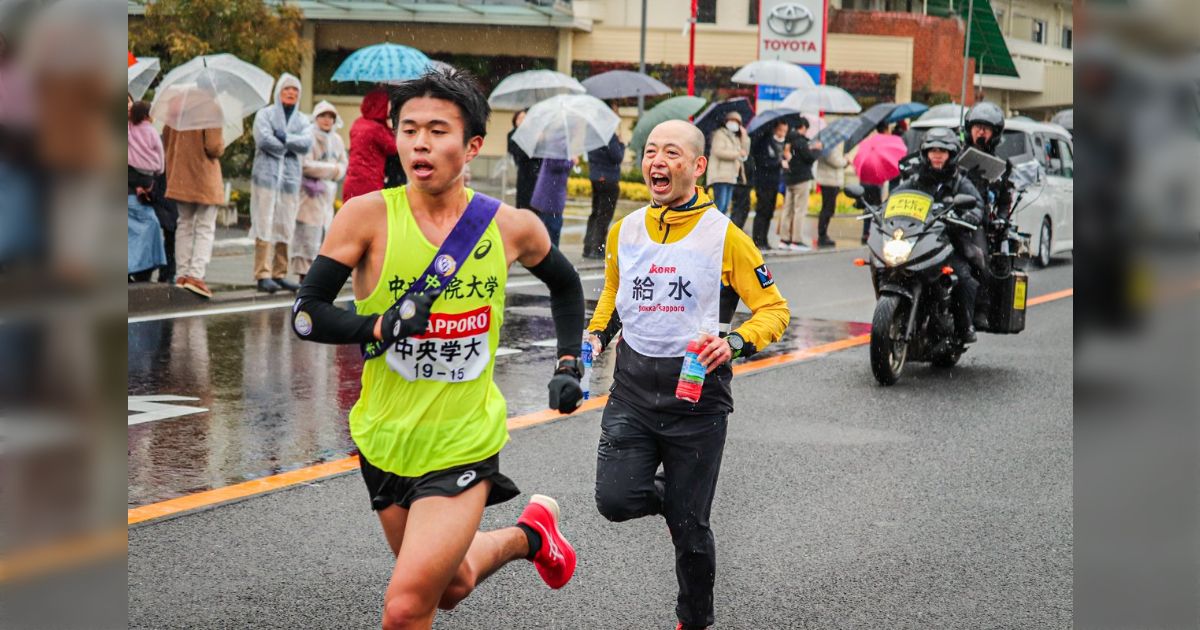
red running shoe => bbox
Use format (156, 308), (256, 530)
(517, 494), (576, 589)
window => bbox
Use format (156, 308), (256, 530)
(697, 0), (717, 23)
(1062, 26), (1073, 49)
(749, 0), (758, 25)
(1032, 19), (1046, 44)
(995, 130), (1029, 162)
(1047, 137), (1073, 178)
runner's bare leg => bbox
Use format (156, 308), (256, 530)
(378, 482), (530, 629)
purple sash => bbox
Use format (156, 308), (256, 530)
(362, 192), (502, 360)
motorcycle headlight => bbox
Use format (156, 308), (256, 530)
(882, 237), (915, 266)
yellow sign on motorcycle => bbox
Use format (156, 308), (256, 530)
(884, 192), (934, 222)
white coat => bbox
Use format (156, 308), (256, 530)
(250, 73), (314, 243)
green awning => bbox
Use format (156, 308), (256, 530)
(927, 0), (1019, 78)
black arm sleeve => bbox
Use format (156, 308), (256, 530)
(524, 246), (583, 357)
(292, 255), (379, 344)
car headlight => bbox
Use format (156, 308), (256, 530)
(882, 236), (915, 266)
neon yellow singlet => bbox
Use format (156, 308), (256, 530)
(348, 186), (508, 477)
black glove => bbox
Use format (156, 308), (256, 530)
(548, 358), (583, 413)
(378, 292), (434, 346)
(274, 128), (288, 144)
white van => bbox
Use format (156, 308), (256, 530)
(907, 117), (1074, 267)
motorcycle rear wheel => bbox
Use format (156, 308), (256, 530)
(870, 295), (908, 386)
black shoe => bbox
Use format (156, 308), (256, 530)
(755, 240), (773, 251)
(274, 277), (300, 292)
(973, 309), (990, 330)
(817, 237), (837, 249)
(959, 326), (978, 344)
(257, 278), (281, 294)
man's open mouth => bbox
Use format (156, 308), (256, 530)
(649, 174), (670, 194)
(411, 159), (435, 178)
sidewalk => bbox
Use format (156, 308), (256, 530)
(129, 198), (866, 316)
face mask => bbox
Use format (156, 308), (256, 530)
(725, 122), (740, 132)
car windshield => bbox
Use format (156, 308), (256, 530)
(995, 131), (1028, 160)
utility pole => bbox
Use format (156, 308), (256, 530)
(638, 0), (647, 116)
(687, 0), (697, 96)
(959, 0), (975, 127)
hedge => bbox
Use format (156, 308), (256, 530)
(565, 177), (860, 215)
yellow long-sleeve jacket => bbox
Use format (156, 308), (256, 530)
(588, 187), (791, 414)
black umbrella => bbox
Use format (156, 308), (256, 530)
(694, 97), (755, 152)
(746, 107), (802, 136)
(845, 102), (899, 151)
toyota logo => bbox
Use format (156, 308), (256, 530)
(767, 2), (815, 37)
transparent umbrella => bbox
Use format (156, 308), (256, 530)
(488, 70), (585, 110)
(731, 60), (815, 89)
(128, 56), (160, 100)
(781, 85), (862, 114)
(150, 54), (274, 147)
(582, 70), (670, 100)
(511, 94), (620, 160)
(919, 103), (965, 122)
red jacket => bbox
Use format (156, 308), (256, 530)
(342, 90), (397, 202)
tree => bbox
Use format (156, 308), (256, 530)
(129, 0), (310, 180)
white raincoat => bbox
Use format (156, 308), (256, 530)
(290, 100), (348, 275)
(250, 73), (313, 244)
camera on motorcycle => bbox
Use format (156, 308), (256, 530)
(951, 194), (978, 209)
(843, 184), (865, 201)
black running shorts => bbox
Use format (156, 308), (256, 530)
(358, 452), (521, 511)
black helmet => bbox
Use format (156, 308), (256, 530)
(964, 101), (1005, 152)
(918, 127), (961, 182)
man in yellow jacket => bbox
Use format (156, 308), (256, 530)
(587, 120), (790, 630)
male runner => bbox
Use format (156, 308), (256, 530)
(291, 68), (584, 630)
(587, 120), (790, 630)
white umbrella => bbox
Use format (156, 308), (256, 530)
(150, 53), (274, 147)
(488, 69), (585, 110)
(731, 60), (816, 89)
(511, 94), (620, 160)
(128, 56), (160, 101)
(781, 85), (862, 114)
(919, 103), (965, 122)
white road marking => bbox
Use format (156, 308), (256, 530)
(128, 395), (208, 426)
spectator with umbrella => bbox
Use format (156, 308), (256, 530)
(780, 117), (822, 251)
(507, 109), (541, 210)
(851, 125), (908, 244)
(813, 135), (848, 249)
(250, 73), (314, 294)
(584, 107), (625, 259)
(513, 93), (620, 247)
(343, 88), (398, 202)
(748, 117), (790, 249)
(127, 99), (166, 282)
(706, 111), (750, 216)
(161, 101), (226, 298)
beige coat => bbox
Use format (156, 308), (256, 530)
(296, 126), (348, 227)
(814, 142), (848, 188)
(706, 127), (750, 185)
(163, 127), (224, 205)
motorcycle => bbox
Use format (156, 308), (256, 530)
(848, 184), (1027, 385)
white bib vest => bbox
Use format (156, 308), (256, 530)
(615, 206), (728, 357)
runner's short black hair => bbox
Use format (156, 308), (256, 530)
(389, 67), (490, 142)
(796, 116), (810, 130)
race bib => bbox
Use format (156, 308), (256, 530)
(385, 305), (492, 383)
(884, 192), (934, 222)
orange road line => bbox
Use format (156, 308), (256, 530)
(1027, 288), (1073, 306)
(0, 527), (127, 584)
(127, 457), (362, 525)
(128, 288), (1075, 526)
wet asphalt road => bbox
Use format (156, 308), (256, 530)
(128, 250), (1073, 629)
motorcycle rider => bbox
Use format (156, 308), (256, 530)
(890, 127), (985, 343)
(961, 101), (1014, 328)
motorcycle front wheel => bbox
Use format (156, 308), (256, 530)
(870, 294), (909, 386)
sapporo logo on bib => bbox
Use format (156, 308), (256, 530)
(386, 305), (492, 382)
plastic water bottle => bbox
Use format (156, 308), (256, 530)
(675, 335), (708, 403)
(580, 336), (593, 400)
